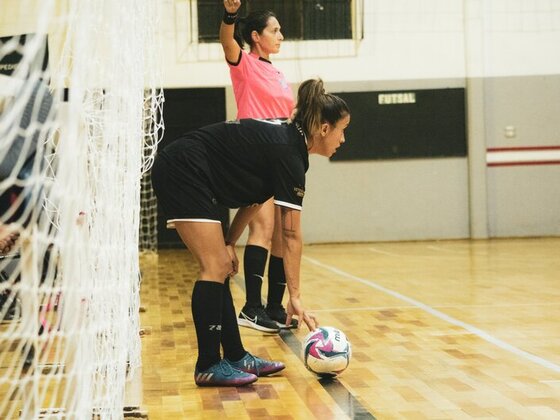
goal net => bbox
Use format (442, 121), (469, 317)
(0, 0), (163, 418)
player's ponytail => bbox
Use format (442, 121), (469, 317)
(293, 78), (350, 137)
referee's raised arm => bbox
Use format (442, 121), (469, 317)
(220, 0), (242, 64)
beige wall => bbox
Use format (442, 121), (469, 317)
(3, 0), (559, 242)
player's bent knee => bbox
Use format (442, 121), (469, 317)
(199, 256), (235, 280)
(206, 254), (234, 279)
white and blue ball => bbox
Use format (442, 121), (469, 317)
(302, 326), (351, 377)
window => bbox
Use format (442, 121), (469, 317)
(197, 0), (353, 43)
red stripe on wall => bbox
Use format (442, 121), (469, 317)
(488, 160), (560, 167)
(487, 146), (560, 152)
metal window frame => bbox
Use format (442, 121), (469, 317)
(174, 0), (363, 63)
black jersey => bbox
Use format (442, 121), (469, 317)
(159, 119), (309, 210)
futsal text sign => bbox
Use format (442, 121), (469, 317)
(378, 92), (416, 105)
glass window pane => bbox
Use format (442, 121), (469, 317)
(197, 0), (352, 42)
(303, 0), (352, 40)
(246, 0), (303, 40)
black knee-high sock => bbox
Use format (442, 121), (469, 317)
(267, 255), (286, 306)
(191, 280), (223, 371)
(221, 277), (247, 361)
(244, 245), (268, 306)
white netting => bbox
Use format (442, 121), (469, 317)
(139, 92), (163, 254)
(0, 0), (163, 418)
(139, 170), (159, 254)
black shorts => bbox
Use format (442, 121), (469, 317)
(151, 139), (223, 225)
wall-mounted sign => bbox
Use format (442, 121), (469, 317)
(331, 88), (467, 161)
(378, 92), (416, 105)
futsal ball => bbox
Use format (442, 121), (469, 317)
(302, 326), (351, 377)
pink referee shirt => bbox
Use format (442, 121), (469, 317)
(229, 50), (294, 119)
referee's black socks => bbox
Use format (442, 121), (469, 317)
(243, 245), (268, 306)
(267, 254), (286, 306)
(191, 280), (223, 371)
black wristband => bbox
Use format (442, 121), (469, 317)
(223, 10), (238, 25)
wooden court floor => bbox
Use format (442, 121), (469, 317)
(138, 237), (560, 419)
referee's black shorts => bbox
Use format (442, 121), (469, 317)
(151, 138), (223, 224)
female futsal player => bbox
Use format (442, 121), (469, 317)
(220, 0), (296, 333)
(151, 78), (350, 387)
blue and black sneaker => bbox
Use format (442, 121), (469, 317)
(226, 352), (285, 377)
(194, 359), (257, 387)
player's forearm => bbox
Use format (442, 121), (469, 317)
(282, 233), (302, 298)
(278, 206), (303, 296)
(225, 205), (261, 246)
(279, 206), (303, 298)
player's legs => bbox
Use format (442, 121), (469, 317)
(152, 152), (282, 383)
(221, 276), (246, 361)
(174, 221), (257, 386)
(175, 220), (233, 282)
(238, 198), (279, 333)
(221, 276), (285, 376)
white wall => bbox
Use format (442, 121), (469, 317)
(160, 0), (560, 87)
(3, 0), (559, 242)
(155, 0), (560, 242)
(162, 0), (467, 85)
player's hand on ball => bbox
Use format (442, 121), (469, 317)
(287, 296), (319, 331)
(224, 0), (241, 13)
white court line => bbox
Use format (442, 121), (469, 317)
(313, 305), (414, 313)
(427, 245), (539, 261)
(426, 245), (463, 253)
(430, 331), (474, 336)
(312, 301), (560, 313)
(368, 247), (402, 257)
(304, 256), (560, 375)
(370, 247), (468, 260)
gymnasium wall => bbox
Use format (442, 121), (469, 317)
(2, 1), (559, 242)
(484, 75), (560, 238)
(293, 79), (471, 243)
(219, 1), (560, 242)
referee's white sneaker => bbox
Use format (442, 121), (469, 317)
(237, 304), (280, 333)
